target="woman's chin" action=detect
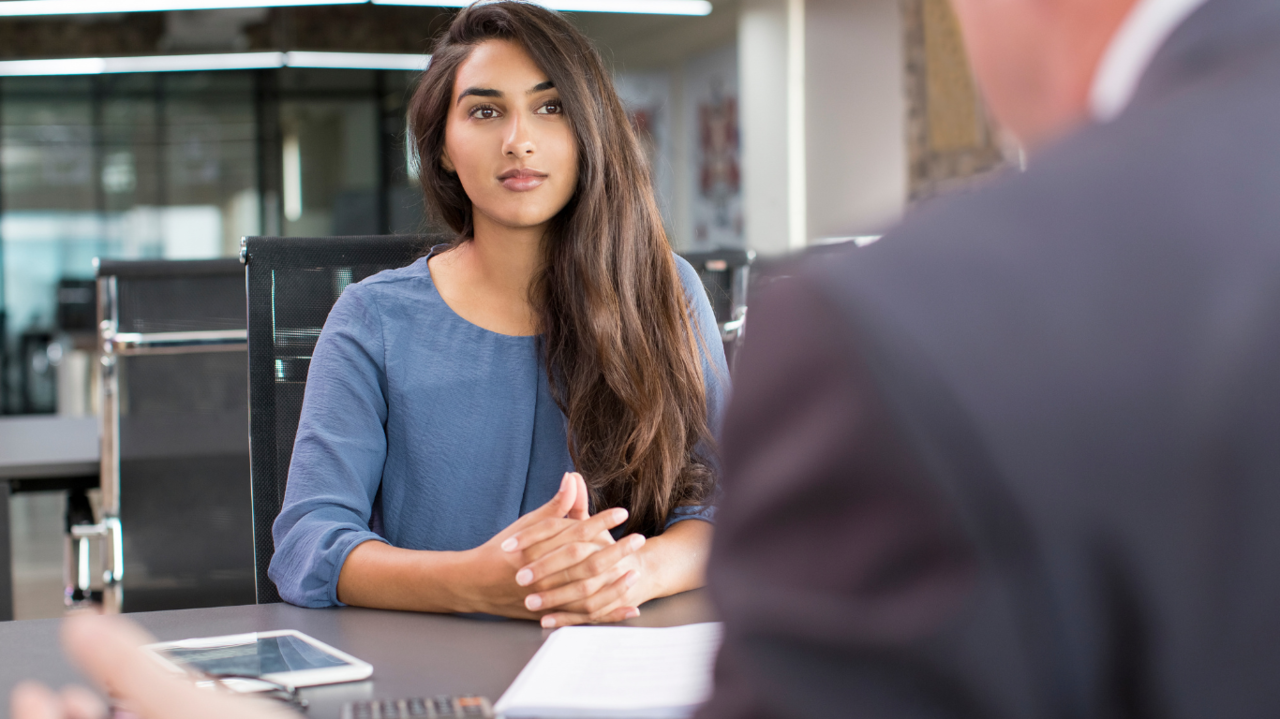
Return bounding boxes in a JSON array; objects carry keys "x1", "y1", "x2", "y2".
[{"x1": 479, "y1": 207, "x2": 563, "y2": 233}]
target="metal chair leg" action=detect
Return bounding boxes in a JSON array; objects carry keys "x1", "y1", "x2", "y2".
[{"x1": 63, "y1": 488, "x2": 103, "y2": 606}]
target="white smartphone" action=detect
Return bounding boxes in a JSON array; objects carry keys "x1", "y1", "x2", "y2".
[{"x1": 145, "y1": 629, "x2": 373, "y2": 690}]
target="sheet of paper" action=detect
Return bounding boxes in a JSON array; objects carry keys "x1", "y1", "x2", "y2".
[{"x1": 494, "y1": 622, "x2": 724, "y2": 719}]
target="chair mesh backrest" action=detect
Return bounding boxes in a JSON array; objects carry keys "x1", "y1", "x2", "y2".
[
  {"x1": 677, "y1": 248, "x2": 753, "y2": 370},
  {"x1": 110, "y1": 259, "x2": 248, "y2": 334},
  {"x1": 677, "y1": 248, "x2": 753, "y2": 324},
  {"x1": 244, "y1": 236, "x2": 432, "y2": 604},
  {"x1": 98, "y1": 259, "x2": 255, "y2": 612}
]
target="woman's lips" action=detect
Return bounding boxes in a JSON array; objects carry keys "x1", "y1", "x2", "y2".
[{"x1": 499, "y1": 169, "x2": 548, "y2": 192}]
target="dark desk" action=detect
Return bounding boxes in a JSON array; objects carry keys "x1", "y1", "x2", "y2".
[{"x1": 0, "y1": 590, "x2": 716, "y2": 718}]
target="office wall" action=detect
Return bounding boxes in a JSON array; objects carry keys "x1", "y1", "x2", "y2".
[
  {"x1": 739, "y1": 0, "x2": 795, "y2": 256},
  {"x1": 615, "y1": 43, "x2": 741, "y2": 251},
  {"x1": 613, "y1": 71, "x2": 677, "y2": 235},
  {"x1": 805, "y1": 0, "x2": 907, "y2": 240},
  {"x1": 682, "y1": 44, "x2": 742, "y2": 250},
  {"x1": 739, "y1": 0, "x2": 907, "y2": 255}
]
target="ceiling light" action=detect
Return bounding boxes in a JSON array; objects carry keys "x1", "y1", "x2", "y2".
[
  {"x1": 0, "y1": 0, "x2": 712, "y2": 16},
  {"x1": 107, "y1": 51, "x2": 286, "y2": 72},
  {"x1": 0, "y1": 51, "x2": 432, "y2": 75},
  {"x1": 0, "y1": 0, "x2": 360, "y2": 17},
  {"x1": 284, "y1": 51, "x2": 428, "y2": 71},
  {"x1": 0, "y1": 57, "x2": 107, "y2": 75},
  {"x1": 374, "y1": 0, "x2": 712, "y2": 15}
]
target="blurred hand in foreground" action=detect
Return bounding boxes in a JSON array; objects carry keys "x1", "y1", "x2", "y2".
[{"x1": 10, "y1": 612, "x2": 291, "y2": 719}]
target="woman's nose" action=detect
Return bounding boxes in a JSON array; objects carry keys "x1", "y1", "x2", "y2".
[{"x1": 503, "y1": 114, "x2": 536, "y2": 156}]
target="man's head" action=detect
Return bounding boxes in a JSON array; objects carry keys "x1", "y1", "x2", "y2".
[{"x1": 949, "y1": 0, "x2": 1140, "y2": 151}]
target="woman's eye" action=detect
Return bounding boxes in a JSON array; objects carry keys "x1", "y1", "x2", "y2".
[
  {"x1": 470, "y1": 105, "x2": 499, "y2": 120},
  {"x1": 539, "y1": 101, "x2": 563, "y2": 115}
]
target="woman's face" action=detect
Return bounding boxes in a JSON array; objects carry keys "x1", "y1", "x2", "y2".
[{"x1": 443, "y1": 39, "x2": 579, "y2": 234}]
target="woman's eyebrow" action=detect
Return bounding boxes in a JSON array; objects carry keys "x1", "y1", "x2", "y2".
[
  {"x1": 457, "y1": 87, "x2": 501, "y2": 104},
  {"x1": 456, "y1": 81, "x2": 553, "y2": 105}
]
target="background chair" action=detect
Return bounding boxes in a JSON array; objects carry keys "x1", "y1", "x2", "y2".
[
  {"x1": 81, "y1": 258, "x2": 255, "y2": 613},
  {"x1": 244, "y1": 237, "x2": 753, "y2": 604},
  {"x1": 678, "y1": 248, "x2": 755, "y2": 369}
]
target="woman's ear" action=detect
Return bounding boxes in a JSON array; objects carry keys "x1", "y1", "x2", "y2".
[{"x1": 441, "y1": 149, "x2": 456, "y2": 173}]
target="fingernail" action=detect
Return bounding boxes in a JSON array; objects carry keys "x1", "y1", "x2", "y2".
[
  {"x1": 612, "y1": 508, "x2": 628, "y2": 522},
  {"x1": 541, "y1": 616, "x2": 556, "y2": 628},
  {"x1": 626, "y1": 571, "x2": 639, "y2": 587},
  {"x1": 629, "y1": 534, "x2": 646, "y2": 550},
  {"x1": 525, "y1": 594, "x2": 543, "y2": 610},
  {"x1": 515, "y1": 569, "x2": 533, "y2": 586},
  {"x1": 501, "y1": 537, "x2": 519, "y2": 552},
  {"x1": 625, "y1": 608, "x2": 640, "y2": 619}
]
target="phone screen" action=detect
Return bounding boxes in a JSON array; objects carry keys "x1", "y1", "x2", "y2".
[{"x1": 159, "y1": 634, "x2": 352, "y2": 677}]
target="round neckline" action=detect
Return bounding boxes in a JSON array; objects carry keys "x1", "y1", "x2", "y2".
[{"x1": 423, "y1": 243, "x2": 540, "y2": 340}]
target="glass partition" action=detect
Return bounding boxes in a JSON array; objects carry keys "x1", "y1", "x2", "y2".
[{"x1": 0, "y1": 69, "x2": 424, "y2": 415}]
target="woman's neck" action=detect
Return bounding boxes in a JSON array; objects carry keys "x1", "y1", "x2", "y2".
[
  {"x1": 426, "y1": 212, "x2": 545, "y2": 336},
  {"x1": 468, "y1": 212, "x2": 545, "y2": 302}
]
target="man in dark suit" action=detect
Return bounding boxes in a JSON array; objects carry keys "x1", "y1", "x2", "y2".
[{"x1": 700, "y1": 0, "x2": 1280, "y2": 716}]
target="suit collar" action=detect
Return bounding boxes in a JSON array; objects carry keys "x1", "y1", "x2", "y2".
[
  {"x1": 1090, "y1": 0, "x2": 1211, "y2": 122},
  {"x1": 1126, "y1": 0, "x2": 1280, "y2": 114}
]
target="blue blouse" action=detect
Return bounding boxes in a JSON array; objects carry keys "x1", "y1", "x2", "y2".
[{"x1": 268, "y1": 251, "x2": 729, "y2": 607}]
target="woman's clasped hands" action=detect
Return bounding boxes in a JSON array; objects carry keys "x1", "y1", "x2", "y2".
[{"x1": 457, "y1": 472, "x2": 650, "y2": 627}]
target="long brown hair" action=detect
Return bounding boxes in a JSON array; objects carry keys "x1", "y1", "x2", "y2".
[{"x1": 408, "y1": 1, "x2": 716, "y2": 536}]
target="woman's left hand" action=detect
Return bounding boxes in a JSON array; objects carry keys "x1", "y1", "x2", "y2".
[
  {"x1": 520, "y1": 517, "x2": 713, "y2": 627},
  {"x1": 513, "y1": 525, "x2": 655, "y2": 627}
]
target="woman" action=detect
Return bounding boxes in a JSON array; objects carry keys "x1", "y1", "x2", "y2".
[{"x1": 269, "y1": 0, "x2": 727, "y2": 629}]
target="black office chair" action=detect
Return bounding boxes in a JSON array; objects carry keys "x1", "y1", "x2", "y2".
[
  {"x1": 84, "y1": 259, "x2": 256, "y2": 613},
  {"x1": 678, "y1": 247, "x2": 755, "y2": 369},
  {"x1": 243, "y1": 235, "x2": 431, "y2": 604},
  {"x1": 243, "y1": 237, "x2": 753, "y2": 604}
]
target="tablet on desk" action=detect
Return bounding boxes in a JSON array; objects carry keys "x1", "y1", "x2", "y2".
[{"x1": 145, "y1": 629, "x2": 372, "y2": 689}]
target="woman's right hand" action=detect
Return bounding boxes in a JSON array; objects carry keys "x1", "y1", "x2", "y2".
[{"x1": 449, "y1": 472, "x2": 623, "y2": 618}]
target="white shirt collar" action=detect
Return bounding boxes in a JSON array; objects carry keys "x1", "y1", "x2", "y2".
[{"x1": 1090, "y1": 0, "x2": 1213, "y2": 122}]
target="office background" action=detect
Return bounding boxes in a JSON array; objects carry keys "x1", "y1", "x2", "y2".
[{"x1": 1, "y1": 0, "x2": 1006, "y2": 619}]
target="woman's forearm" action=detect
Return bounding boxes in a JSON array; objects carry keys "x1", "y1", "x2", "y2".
[
  {"x1": 336, "y1": 540, "x2": 470, "y2": 612},
  {"x1": 336, "y1": 476, "x2": 614, "y2": 618},
  {"x1": 335, "y1": 516, "x2": 712, "y2": 616},
  {"x1": 636, "y1": 519, "x2": 712, "y2": 601}
]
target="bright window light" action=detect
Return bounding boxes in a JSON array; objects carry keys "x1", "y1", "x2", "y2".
[
  {"x1": 0, "y1": 51, "x2": 431, "y2": 76},
  {"x1": 0, "y1": 0, "x2": 359, "y2": 16},
  {"x1": 282, "y1": 133, "x2": 303, "y2": 222},
  {"x1": 404, "y1": 121, "x2": 420, "y2": 182},
  {"x1": 374, "y1": 0, "x2": 712, "y2": 14}
]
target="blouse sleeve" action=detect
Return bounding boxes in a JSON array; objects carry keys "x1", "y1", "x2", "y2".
[
  {"x1": 665, "y1": 255, "x2": 731, "y2": 530},
  {"x1": 268, "y1": 282, "x2": 391, "y2": 607}
]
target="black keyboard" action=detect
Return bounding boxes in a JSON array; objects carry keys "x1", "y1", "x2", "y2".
[{"x1": 341, "y1": 696, "x2": 493, "y2": 719}]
